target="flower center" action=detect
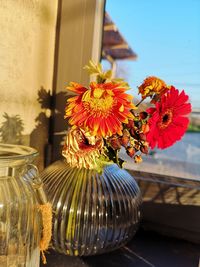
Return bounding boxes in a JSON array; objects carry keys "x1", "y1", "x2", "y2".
[
  {"x1": 84, "y1": 94, "x2": 114, "y2": 116},
  {"x1": 162, "y1": 114, "x2": 169, "y2": 123},
  {"x1": 159, "y1": 109, "x2": 173, "y2": 129}
]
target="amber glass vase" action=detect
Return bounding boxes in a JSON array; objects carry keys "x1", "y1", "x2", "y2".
[
  {"x1": 41, "y1": 160, "x2": 142, "y2": 256},
  {"x1": 0, "y1": 144, "x2": 42, "y2": 267}
]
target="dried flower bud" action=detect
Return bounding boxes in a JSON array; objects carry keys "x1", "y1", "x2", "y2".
[
  {"x1": 120, "y1": 136, "x2": 130, "y2": 147},
  {"x1": 127, "y1": 120, "x2": 134, "y2": 129},
  {"x1": 134, "y1": 155, "x2": 143, "y2": 163},
  {"x1": 109, "y1": 136, "x2": 121, "y2": 150},
  {"x1": 126, "y1": 146, "x2": 135, "y2": 158},
  {"x1": 142, "y1": 123, "x2": 150, "y2": 134},
  {"x1": 139, "y1": 112, "x2": 148, "y2": 120},
  {"x1": 140, "y1": 145, "x2": 149, "y2": 154},
  {"x1": 130, "y1": 128, "x2": 139, "y2": 139},
  {"x1": 139, "y1": 133, "x2": 146, "y2": 141},
  {"x1": 134, "y1": 142, "x2": 141, "y2": 151},
  {"x1": 142, "y1": 141, "x2": 149, "y2": 146}
]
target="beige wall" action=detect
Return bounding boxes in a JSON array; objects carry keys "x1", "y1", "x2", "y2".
[
  {"x1": 0, "y1": 0, "x2": 58, "y2": 168},
  {"x1": 0, "y1": 0, "x2": 58, "y2": 136}
]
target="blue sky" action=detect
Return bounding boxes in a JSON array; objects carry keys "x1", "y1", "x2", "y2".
[{"x1": 106, "y1": 0, "x2": 200, "y2": 108}]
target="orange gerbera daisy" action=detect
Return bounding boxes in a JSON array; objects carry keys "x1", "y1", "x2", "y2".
[
  {"x1": 138, "y1": 76, "x2": 169, "y2": 99},
  {"x1": 65, "y1": 82, "x2": 136, "y2": 138}
]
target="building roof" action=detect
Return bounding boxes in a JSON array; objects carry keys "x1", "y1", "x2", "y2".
[{"x1": 102, "y1": 12, "x2": 137, "y2": 61}]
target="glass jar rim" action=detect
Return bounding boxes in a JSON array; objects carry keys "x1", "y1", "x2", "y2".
[{"x1": 0, "y1": 143, "x2": 38, "y2": 161}]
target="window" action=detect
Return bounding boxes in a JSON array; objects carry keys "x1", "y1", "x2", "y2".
[{"x1": 105, "y1": 0, "x2": 200, "y2": 180}]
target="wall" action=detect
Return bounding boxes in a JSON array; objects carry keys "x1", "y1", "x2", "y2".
[{"x1": 0, "y1": 0, "x2": 58, "y2": 169}]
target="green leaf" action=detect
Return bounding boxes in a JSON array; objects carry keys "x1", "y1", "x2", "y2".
[{"x1": 104, "y1": 70, "x2": 112, "y2": 79}]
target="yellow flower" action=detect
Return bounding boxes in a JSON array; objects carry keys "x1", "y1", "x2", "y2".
[
  {"x1": 138, "y1": 76, "x2": 169, "y2": 99},
  {"x1": 62, "y1": 129, "x2": 104, "y2": 169},
  {"x1": 65, "y1": 82, "x2": 136, "y2": 138}
]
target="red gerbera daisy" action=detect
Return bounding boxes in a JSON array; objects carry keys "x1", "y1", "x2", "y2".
[
  {"x1": 146, "y1": 86, "x2": 191, "y2": 149},
  {"x1": 65, "y1": 82, "x2": 136, "y2": 138}
]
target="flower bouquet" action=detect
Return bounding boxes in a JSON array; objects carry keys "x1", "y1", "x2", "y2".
[
  {"x1": 63, "y1": 61, "x2": 191, "y2": 171},
  {"x1": 41, "y1": 61, "x2": 191, "y2": 256}
]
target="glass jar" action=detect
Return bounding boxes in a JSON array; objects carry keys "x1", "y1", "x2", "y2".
[{"x1": 0, "y1": 144, "x2": 41, "y2": 267}]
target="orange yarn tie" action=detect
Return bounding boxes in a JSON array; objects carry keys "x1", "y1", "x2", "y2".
[{"x1": 38, "y1": 203, "x2": 52, "y2": 264}]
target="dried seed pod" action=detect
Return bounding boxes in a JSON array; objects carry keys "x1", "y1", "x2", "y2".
[
  {"x1": 134, "y1": 141, "x2": 141, "y2": 151},
  {"x1": 134, "y1": 155, "x2": 143, "y2": 163},
  {"x1": 139, "y1": 111, "x2": 148, "y2": 120},
  {"x1": 139, "y1": 133, "x2": 146, "y2": 141},
  {"x1": 130, "y1": 128, "x2": 139, "y2": 139},
  {"x1": 126, "y1": 146, "x2": 135, "y2": 158},
  {"x1": 127, "y1": 120, "x2": 134, "y2": 129},
  {"x1": 109, "y1": 136, "x2": 121, "y2": 150},
  {"x1": 142, "y1": 123, "x2": 150, "y2": 134},
  {"x1": 120, "y1": 136, "x2": 130, "y2": 147},
  {"x1": 140, "y1": 145, "x2": 149, "y2": 154}
]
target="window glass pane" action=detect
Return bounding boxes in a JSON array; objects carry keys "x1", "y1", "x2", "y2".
[{"x1": 105, "y1": 0, "x2": 200, "y2": 179}]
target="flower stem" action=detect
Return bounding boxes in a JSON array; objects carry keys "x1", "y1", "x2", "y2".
[{"x1": 136, "y1": 98, "x2": 145, "y2": 107}]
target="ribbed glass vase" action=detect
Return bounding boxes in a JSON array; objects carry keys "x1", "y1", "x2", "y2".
[
  {"x1": 0, "y1": 144, "x2": 41, "y2": 267},
  {"x1": 41, "y1": 160, "x2": 141, "y2": 256}
]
